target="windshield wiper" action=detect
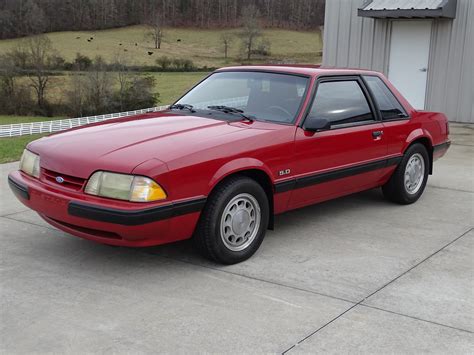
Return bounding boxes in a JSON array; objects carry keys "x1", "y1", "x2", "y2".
[
  {"x1": 169, "y1": 104, "x2": 196, "y2": 113},
  {"x1": 207, "y1": 105, "x2": 254, "y2": 122}
]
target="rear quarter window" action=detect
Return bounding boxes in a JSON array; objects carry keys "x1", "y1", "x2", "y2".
[{"x1": 363, "y1": 76, "x2": 408, "y2": 120}]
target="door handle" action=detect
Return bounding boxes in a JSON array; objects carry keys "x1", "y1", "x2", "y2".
[{"x1": 372, "y1": 130, "x2": 383, "y2": 139}]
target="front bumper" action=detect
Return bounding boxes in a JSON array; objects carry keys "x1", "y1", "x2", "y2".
[{"x1": 8, "y1": 171, "x2": 205, "y2": 247}]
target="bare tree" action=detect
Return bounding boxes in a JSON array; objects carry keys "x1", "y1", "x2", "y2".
[
  {"x1": 84, "y1": 56, "x2": 114, "y2": 114},
  {"x1": 0, "y1": 53, "x2": 34, "y2": 115},
  {"x1": 146, "y1": 15, "x2": 164, "y2": 49},
  {"x1": 0, "y1": 55, "x2": 18, "y2": 99},
  {"x1": 66, "y1": 56, "x2": 158, "y2": 117},
  {"x1": 114, "y1": 54, "x2": 132, "y2": 111},
  {"x1": 239, "y1": 5, "x2": 262, "y2": 61},
  {"x1": 23, "y1": 35, "x2": 53, "y2": 110},
  {"x1": 220, "y1": 33, "x2": 233, "y2": 60},
  {"x1": 67, "y1": 71, "x2": 87, "y2": 117}
]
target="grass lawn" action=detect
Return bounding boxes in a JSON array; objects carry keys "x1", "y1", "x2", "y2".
[
  {"x1": 148, "y1": 72, "x2": 208, "y2": 103},
  {"x1": 0, "y1": 26, "x2": 322, "y2": 68},
  {"x1": 0, "y1": 134, "x2": 46, "y2": 163},
  {"x1": 0, "y1": 116, "x2": 64, "y2": 125}
]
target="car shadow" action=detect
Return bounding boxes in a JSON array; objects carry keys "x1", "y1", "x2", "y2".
[
  {"x1": 140, "y1": 187, "x2": 391, "y2": 262},
  {"x1": 44, "y1": 187, "x2": 391, "y2": 268}
]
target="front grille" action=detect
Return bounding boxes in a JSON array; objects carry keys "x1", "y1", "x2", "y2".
[{"x1": 42, "y1": 169, "x2": 86, "y2": 191}]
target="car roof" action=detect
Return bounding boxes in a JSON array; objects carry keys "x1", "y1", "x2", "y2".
[{"x1": 215, "y1": 65, "x2": 382, "y2": 77}]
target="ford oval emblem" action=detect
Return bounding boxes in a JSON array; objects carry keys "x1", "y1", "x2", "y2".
[{"x1": 55, "y1": 176, "x2": 65, "y2": 184}]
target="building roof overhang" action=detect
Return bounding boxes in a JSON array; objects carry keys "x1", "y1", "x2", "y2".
[{"x1": 358, "y1": 0, "x2": 457, "y2": 19}]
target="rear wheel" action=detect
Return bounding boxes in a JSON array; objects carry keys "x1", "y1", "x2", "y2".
[
  {"x1": 382, "y1": 143, "x2": 429, "y2": 204},
  {"x1": 194, "y1": 176, "x2": 269, "y2": 264}
]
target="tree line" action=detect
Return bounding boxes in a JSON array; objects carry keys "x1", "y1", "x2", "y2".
[{"x1": 0, "y1": 0, "x2": 325, "y2": 39}]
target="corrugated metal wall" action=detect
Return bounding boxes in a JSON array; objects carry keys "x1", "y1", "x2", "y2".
[
  {"x1": 322, "y1": 0, "x2": 473, "y2": 123},
  {"x1": 322, "y1": 0, "x2": 390, "y2": 72},
  {"x1": 426, "y1": 0, "x2": 473, "y2": 123}
]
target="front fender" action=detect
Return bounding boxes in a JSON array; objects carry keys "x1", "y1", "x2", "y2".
[{"x1": 209, "y1": 158, "x2": 274, "y2": 189}]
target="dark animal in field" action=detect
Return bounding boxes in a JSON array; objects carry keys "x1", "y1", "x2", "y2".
[
  {"x1": 87, "y1": 39, "x2": 91, "y2": 42},
  {"x1": 177, "y1": 39, "x2": 182, "y2": 42},
  {"x1": 148, "y1": 51, "x2": 154, "y2": 55},
  {"x1": 119, "y1": 43, "x2": 122, "y2": 46},
  {"x1": 135, "y1": 43, "x2": 138, "y2": 46}
]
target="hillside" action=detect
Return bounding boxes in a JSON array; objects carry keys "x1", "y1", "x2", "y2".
[{"x1": 0, "y1": 26, "x2": 323, "y2": 68}]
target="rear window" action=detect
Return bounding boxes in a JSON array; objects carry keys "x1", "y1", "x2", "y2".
[{"x1": 363, "y1": 76, "x2": 408, "y2": 120}]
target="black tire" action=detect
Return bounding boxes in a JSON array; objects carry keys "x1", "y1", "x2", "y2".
[
  {"x1": 382, "y1": 143, "x2": 429, "y2": 205},
  {"x1": 194, "y1": 176, "x2": 270, "y2": 264}
]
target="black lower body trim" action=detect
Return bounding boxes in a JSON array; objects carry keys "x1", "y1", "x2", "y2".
[
  {"x1": 273, "y1": 180, "x2": 296, "y2": 194},
  {"x1": 68, "y1": 197, "x2": 207, "y2": 226},
  {"x1": 8, "y1": 176, "x2": 30, "y2": 200},
  {"x1": 275, "y1": 156, "x2": 402, "y2": 193},
  {"x1": 433, "y1": 141, "x2": 451, "y2": 154}
]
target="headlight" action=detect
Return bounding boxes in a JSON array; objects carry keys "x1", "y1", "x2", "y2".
[
  {"x1": 19, "y1": 149, "x2": 40, "y2": 178},
  {"x1": 84, "y1": 171, "x2": 167, "y2": 202}
]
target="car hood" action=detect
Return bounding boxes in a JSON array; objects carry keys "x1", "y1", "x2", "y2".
[{"x1": 29, "y1": 113, "x2": 253, "y2": 179}]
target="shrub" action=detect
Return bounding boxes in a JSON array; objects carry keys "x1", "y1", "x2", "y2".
[
  {"x1": 251, "y1": 38, "x2": 271, "y2": 57},
  {"x1": 172, "y1": 58, "x2": 195, "y2": 71},
  {"x1": 48, "y1": 54, "x2": 66, "y2": 69},
  {"x1": 113, "y1": 74, "x2": 159, "y2": 112},
  {"x1": 74, "y1": 53, "x2": 92, "y2": 70},
  {"x1": 0, "y1": 55, "x2": 35, "y2": 115},
  {"x1": 0, "y1": 81, "x2": 35, "y2": 116},
  {"x1": 156, "y1": 56, "x2": 172, "y2": 70}
]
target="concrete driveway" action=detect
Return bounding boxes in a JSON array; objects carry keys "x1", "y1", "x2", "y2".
[{"x1": 1, "y1": 124, "x2": 473, "y2": 354}]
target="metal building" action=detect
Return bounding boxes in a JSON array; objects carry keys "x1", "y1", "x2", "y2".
[{"x1": 322, "y1": 0, "x2": 473, "y2": 123}]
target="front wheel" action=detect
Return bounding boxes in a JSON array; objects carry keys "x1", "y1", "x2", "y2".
[
  {"x1": 382, "y1": 143, "x2": 429, "y2": 204},
  {"x1": 194, "y1": 176, "x2": 270, "y2": 264}
]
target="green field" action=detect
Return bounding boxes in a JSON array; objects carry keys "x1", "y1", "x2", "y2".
[
  {"x1": 0, "y1": 116, "x2": 64, "y2": 125},
  {"x1": 0, "y1": 26, "x2": 322, "y2": 120},
  {"x1": 0, "y1": 26, "x2": 322, "y2": 163},
  {"x1": 0, "y1": 134, "x2": 46, "y2": 163},
  {"x1": 0, "y1": 26, "x2": 322, "y2": 68},
  {"x1": 149, "y1": 72, "x2": 207, "y2": 103}
]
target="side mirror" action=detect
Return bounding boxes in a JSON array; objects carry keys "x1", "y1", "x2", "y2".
[{"x1": 304, "y1": 117, "x2": 331, "y2": 132}]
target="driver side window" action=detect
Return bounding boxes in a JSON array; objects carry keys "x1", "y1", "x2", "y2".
[{"x1": 309, "y1": 80, "x2": 375, "y2": 128}]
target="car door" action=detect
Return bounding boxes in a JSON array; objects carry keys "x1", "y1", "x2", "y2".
[{"x1": 288, "y1": 76, "x2": 388, "y2": 210}]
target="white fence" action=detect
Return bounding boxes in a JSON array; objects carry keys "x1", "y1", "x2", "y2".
[{"x1": 0, "y1": 105, "x2": 169, "y2": 138}]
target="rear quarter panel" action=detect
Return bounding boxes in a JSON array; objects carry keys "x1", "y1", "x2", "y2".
[{"x1": 383, "y1": 111, "x2": 449, "y2": 157}]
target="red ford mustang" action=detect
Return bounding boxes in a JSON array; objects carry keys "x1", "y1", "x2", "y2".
[{"x1": 8, "y1": 66, "x2": 450, "y2": 264}]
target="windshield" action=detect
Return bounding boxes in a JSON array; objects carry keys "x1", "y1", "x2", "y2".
[{"x1": 175, "y1": 71, "x2": 309, "y2": 124}]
